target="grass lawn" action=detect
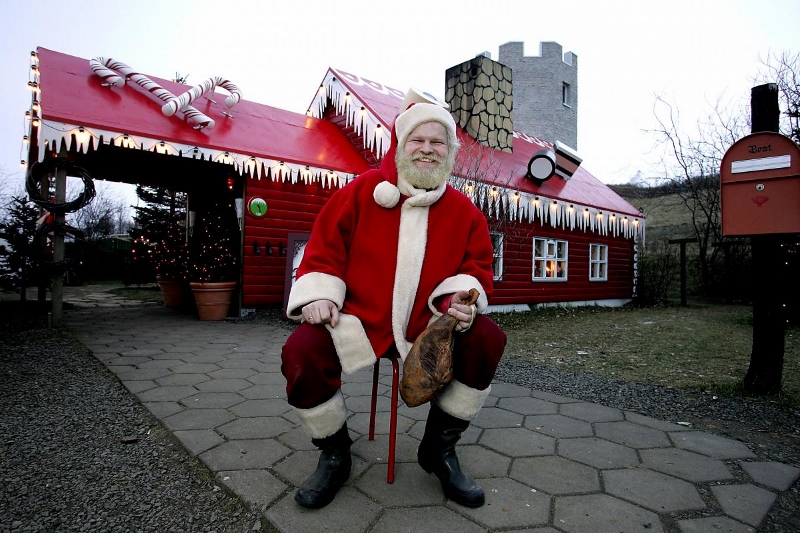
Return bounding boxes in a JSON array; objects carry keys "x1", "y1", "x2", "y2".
[{"x1": 490, "y1": 302, "x2": 799, "y2": 406}]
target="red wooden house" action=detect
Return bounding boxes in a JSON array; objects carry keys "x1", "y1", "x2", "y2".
[{"x1": 24, "y1": 47, "x2": 644, "y2": 315}]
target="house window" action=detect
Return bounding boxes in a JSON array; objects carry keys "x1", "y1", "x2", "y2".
[
  {"x1": 562, "y1": 82, "x2": 571, "y2": 107},
  {"x1": 590, "y1": 243, "x2": 608, "y2": 281},
  {"x1": 490, "y1": 232, "x2": 504, "y2": 281},
  {"x1": 533, "y1": 237, "x2": 567, "y2": 281}
]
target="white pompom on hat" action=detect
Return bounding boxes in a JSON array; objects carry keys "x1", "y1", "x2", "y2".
[{"x1": 394, "y1": 88, "x2": 458, "y2": 150}]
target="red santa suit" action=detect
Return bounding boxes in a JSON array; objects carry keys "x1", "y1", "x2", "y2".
[{"x1": 283, "y1": 104, "x2": 506, "y2": 439}]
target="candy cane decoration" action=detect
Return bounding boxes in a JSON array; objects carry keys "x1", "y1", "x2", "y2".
[
  {"x1": 162, "y1": 77, "x2": 241, "y2": 118},
  {"x1": 89, "y1": 57, "x2": 218, "y2": 129}
]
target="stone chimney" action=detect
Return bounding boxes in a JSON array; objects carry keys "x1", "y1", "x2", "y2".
[{"x1": 445, "y1": 54, "x2": 513, "y2": 153}]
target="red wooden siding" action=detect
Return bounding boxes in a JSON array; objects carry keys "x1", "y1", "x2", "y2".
[
  {"x1": 241, "y1": 176, "x2": 336, "y2": 307},
  {"x1": 487, "y1": 218, "x2": 635, "y2": 306}
]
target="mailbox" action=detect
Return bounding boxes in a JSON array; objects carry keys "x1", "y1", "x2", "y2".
[{"x1": 720, "y1": 132, "x2": 800, "y2": 236}]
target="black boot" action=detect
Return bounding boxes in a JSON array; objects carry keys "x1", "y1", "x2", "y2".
[
  {"x1": 295, "y1": 423, "x2": 353, "y2": 509},
  {"x1": 418, "y1": 403, "x2": 485, "y2": 508}
]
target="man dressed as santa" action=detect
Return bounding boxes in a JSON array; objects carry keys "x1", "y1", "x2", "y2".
[{"x1": 282, "y1": 89, "x2": 507, "y2": 509}]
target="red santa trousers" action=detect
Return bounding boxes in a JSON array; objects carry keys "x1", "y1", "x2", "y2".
[{"x1": 281, "y1": 315, "x2": 507, "y2": 410}]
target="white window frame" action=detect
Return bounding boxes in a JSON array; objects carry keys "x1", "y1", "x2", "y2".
[
  {"x1": 532, "y1": 237, "x2": 568, "y2": 281},
  {"x1": 562, "y1": 82, "x2": 571, "y2": 107},
  {"x1": 589, "y1": 243, "x2": 608, "y2": 281},
  {"x1": 490, "y1": 232, "x2": 504, "y2": 281}
]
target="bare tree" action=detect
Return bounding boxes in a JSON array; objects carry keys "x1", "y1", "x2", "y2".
[
  {"x1": 69, "y1": 181, "x2": 130, "y2": 240},
  {"x1": 647, "y1": 94, "x2": 748, "y2": 296},
  {"x1": 757, "y1": 51, "x2": 800, "y2": 143}
]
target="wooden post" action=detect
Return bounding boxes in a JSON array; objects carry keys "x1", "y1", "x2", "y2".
[
  {"x1": 668, "y1": 238, "x2": 697, "y2": 307},
  {"x1": 743, "y1": 83, "x2": 785, "y2": 395},
  {"x1": 50, "y1": 165, "x2": 66, "y2": 327}
]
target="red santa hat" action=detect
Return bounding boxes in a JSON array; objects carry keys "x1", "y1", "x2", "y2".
[{"x1": 394, "y1": 88, "x2": 458, "y2": 150}]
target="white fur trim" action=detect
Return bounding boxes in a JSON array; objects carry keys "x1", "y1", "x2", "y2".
[
  {"x1": 397, "y1": 174, "x2": 447, "y2": 205},
  {"x1": 373, "y1": 181, "x2": 400, "y2": 208},
  {"x1": 286, "y1": 272, "x2": 346, "y2": 320},
  {"x1": 395, "y1": 103, "x2": 457, "y2": 151},
  {"x1": 326, "y1": 313, "x2": 378, "y2": 374},
  {"x1": 294, "y1": 390, "x2": 348, "y2": 439},
  {"x1": 435, "y1": 380, "x2": 491, "y2": 421},
  {"x1": 392, "y1": 201, "x2": 429, "y2": 358},
  {"x1": 429, "y1": 274, "x2": 490, "y2": 314}
]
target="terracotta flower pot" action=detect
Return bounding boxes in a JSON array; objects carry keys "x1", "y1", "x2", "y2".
[
  {"x1": 189, "y1": 281, "x2": 237, "y2": 321},
  {"x1": 156, "y1": 277, "x2": 186, "y2": 308}
]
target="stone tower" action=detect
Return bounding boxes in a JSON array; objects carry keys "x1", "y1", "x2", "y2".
[
  {"x1": 499, "y1": 41, "x2": 578, "y2": 149},
  {"x1": 445, "y1": 54, "x2": 514, "y2": 153}
]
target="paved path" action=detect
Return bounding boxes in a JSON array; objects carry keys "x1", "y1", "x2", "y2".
[{"x1": 60, "y1": 294, "x2": 798, "y2": 532}]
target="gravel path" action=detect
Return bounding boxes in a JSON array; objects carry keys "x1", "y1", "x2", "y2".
[
  {"x1": 0, "y1": 304, "x2": 268, "y2": 533},
  {"x1": 1, "y1": 302, "x2": 798, "y2": 532}
]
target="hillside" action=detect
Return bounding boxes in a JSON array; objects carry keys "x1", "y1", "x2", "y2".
[{"x1": 609, "y1": 184, "x2": 696, "y2": 245}]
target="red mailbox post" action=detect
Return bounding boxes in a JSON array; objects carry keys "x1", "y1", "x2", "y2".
[{"x1": 720, "y1": 132, "x2": 800, "y2": 236}]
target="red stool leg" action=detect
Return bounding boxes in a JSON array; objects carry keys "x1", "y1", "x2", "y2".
[
  {"x1": 387, "y1": 354, "x2": 399, "y2": 483},
  {"x1": 369, "y1": 358, "x2": 380, "y2": 441}
]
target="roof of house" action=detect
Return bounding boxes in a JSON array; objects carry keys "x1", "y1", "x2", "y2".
[
  {"x1": 29, "y1": 48, "x2": 644, "y2": 237},
  {"x1": 32, "y1": 48, "x2": 371, "y2": 185}
]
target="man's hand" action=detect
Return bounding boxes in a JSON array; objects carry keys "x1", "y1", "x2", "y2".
[
  {"x1": 302, "y1": 300, "x2": 339, "y2": 328},
  {"x1": 447, "y1": 290, "x2": 478, "y2": 332}
]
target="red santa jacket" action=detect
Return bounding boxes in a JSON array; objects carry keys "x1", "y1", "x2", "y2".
[{"x1": 286, "y1": 143, "x2": 494, "y2": 374}]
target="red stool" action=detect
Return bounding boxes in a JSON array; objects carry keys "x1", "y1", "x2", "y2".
[{"x1": 368, "y1": 353, "x2": 400, "y2": 483}]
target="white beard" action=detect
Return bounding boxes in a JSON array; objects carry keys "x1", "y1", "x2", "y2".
[{"x1": 395, "y1": 150, "x2": 455, "y2": 190}]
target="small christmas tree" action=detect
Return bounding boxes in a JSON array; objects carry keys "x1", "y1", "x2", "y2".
[
  {"x1": 128, "y1": 186, "x2": 187, "y2": 284},
  {"x1": 188, "y1": 201, "x2": 239, "y2": 283}
]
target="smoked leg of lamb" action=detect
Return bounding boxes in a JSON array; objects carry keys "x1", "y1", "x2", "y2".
[{"x1": 400, "y1": 288, "x2": 480, "y2": 407}]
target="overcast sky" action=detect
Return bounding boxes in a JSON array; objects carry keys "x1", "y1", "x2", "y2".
[{"x1": 1, "y1": 0, "x2": 798, "y2": 205}]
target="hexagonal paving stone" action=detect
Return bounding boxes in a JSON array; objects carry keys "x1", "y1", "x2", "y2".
[
  {"x1": 218, "y1": 416, "x2": 295, "y2": 440},
  {"x1": 489, "y1": 382, "x2": 534, "y2": 397},
  {"x1": 372, "y1": 507, "x2": 485, "y2": 533},
  {"x1": 155, "y1": 373, "x2": 209, "y2": 387},
  {"x1": 560, "y1": 402, "x2": 624, "y2": 423},
  {"x1": 711, "y1": 484, "x2": 777, "y2": 528},
  {"x1": 230, "y1": 398, "x2": 292, "y2": 417},
  {"x1": 640, "y1": 448, "x2": 733, "y2": 483},
  {"x1": 594, "y1": 421, "x2": 671, "y2": 448},
  {"x1": 194, "y1": 378, "x2": 252, "y2": 392},
  {"x1": 266, "y1": 488, "x2": 382, "y2": 533},
  {"x1": 471, "y1": 407, "x2": 524, "y2": 429},
  {"x1": 117, "y1": 368, "x2": 173, "y2": 381},
  {"x1": 481, "y1": 427, "x2": 556, "y2": 457},
  {"x1": 511, "y1": 455, "x2": 600, "y2": 494},
  {"x1": 180, "y1": 392, "x2": 245, "y2": 409},
  {"x1": 525, "y1": 414, "x2": 593, "y2": 438},
  {"x1": 352, "y1": 432, "x2": 419, "y2": 465},
  {"x1": 554, "y1": 493, "x2": 664, "y2": 533},
  {"x1": 170, "y1": 363, "x2": 220, "y2": 374},
  {"x1": 199, "y1": 438, "x2": 291, "y2": 471},
  {"x1": 604, "y1": 468, "x2": 705, "y2": 512},
  {"x1": 137, "y1": 385, "x2": 198, "y2": 402},
  {"x1": 498, "y1": 396, "x2": 559, "y2": 415},
  {"x1": 624, "y1": 411, "x2": 693, "y2": 432},
  {"x1": 356, "y1": 462, "x2": 444, "y2": 506},
  {"x1": 558, "y1": 437, "x2": 639, "y2": 469},
  {"x1": 162, "y1": 408, "x2": 235, "y2": 431},
  {"x1": 216, "y1": 469, "x2": 287, "y2": 511},
  {"x1": 458, "y1": 445, "x2": 512, "y2": 478},
  {"x1": 740, "y1": 460, "x2": 800, "y2": 491},
  {"x1": 208, "y1": 368, "x2": 257, "y2": 379},
  {"x1": 457, "y1": 477, "x2": 550, "y2": 530},
  {"x1": 172, "y1": 429, "x2": 224, "y2": 455},
  {"x1": 239, "y1": 383, "x2": 286, "y2": 399},
  {"x1": 670, "y1": 431, "x2": 756, "y2": 459},
  {"x1": 676, "y1": 516, "x2": 758, "y2": 533}
]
